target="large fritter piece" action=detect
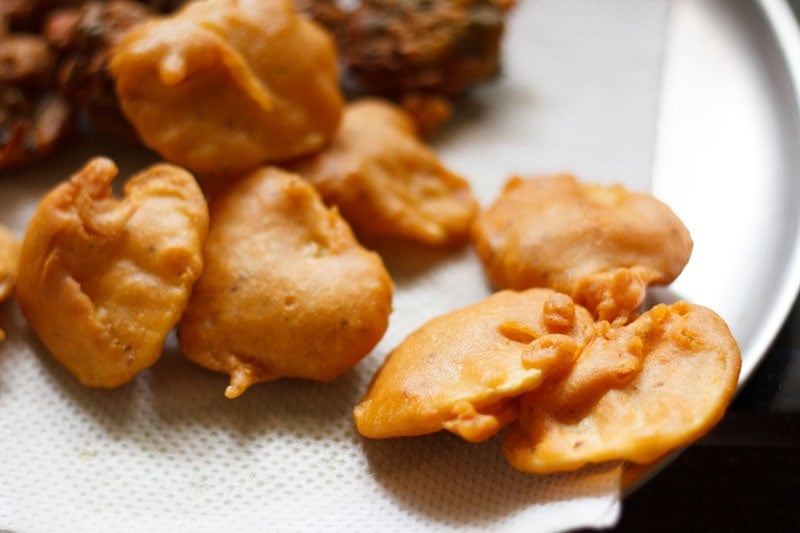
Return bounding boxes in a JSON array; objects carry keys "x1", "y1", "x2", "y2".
[
  {"x1": 109, "y1": 0, "x2": 343, "y2": 176},
  {"x1": 504, "y1": 301, "x2": 741, "y2": 474},
  {"x1": 16, "y1": 157, "x2": 209, "y2": 387},
  {"x1": 354, "y1": 289, "x2": 595, "y2": 442},
  {"x1": 287, "y1": 98, "x2": 478, "y2": 246},
  {"x1": 178, "y1": 166, "x2": 393, "y2": 399},
  {"x1": 471, "y1": 175, "x2": 693, "y2": 323}
]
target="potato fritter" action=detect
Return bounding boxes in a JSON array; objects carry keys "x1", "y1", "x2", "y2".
[
  {"x1": 471, "y1": 175, "x2": 693, "y2": 323},
  {"x1": 16, "y1": 157, "x2": 209, "y2": 387},
  {"x1": 503, "y1": 301, "x2": 741, "y2": 474},
  {"x1": 109, "y1": 0, "x2": 343, "y2": 176},
  {"x1": 287, "y1": 98, "x2": 478, "y2": 246},
  {"x1": 354, "y1": 289, "x2": 594, "y2": 442},
  {"x1": 178, "y1": 166, "x2": 393, "y2": 399}
]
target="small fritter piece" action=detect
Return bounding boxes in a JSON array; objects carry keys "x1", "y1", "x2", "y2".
[
  {"x1": 178, "y1": 166, "x2": 393, "y2": 399},
  {"x1": 354, "y1": 289, "x2": 595, "y2": 443},
  {"x1": 471, "y1": 175, "x2": 693, "y2": 323},
  {"x1": 287, "y1": 98, "x2": 478, "y2": 246},
  {"x1": 110, "y1": 0, "x2": 344, "y2": 176},
  {"x1": 16, "y1": 157, "x2": 209, "y2": 388},
  {"x1": 339, "y1": 0, "x2": 512, "y2": 112},
  {"x1": 504, "y1": 301, "x2": 741, "y2": 474},
  {"x1": 0, "y1": 224, "x2": 21, "y2": 302},
  {"x1": 0, "y1": 30, "x2": 72, "y2": 170},
  {"x1": 44, "y1": 0, "x2": 154, "y2": 138}
]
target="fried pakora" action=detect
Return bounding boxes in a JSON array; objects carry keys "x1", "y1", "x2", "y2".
[
  {"x1": 287, "y1": 98, "x2": 478, "y2": 246},
  {"x1": 471, "y1": 175, "x2": 693, "y2": 323},
  {"x1": 110, "y1": 0, "x2": 344, "y2": 176},
  {"x1": 0, "y1": 28, "x2": 72, "y2": 170},
  {"x1": 44, "y1": 0, "x2": 154, "y2": 138},
  {"x1": 504, "y1": 301, "x2": 741, "y2": 474},
  {"x1": 16, "y1": 157, "x2": 208, "y2": 387},
  {"x1": 354, "y1": 289, "x2": 594, "y2": 442},
  {"x1": 178, "y1": 166, "x2": 393, "y2": 399}
]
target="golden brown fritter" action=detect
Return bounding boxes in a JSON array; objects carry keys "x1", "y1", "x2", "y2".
[
  {"x1": 471, "y1": 175, "x2": 693, "y2": 323},
  {"x1": 16, "y1": 157, "x2": 209, "y2": 387},
  {"x1": 110, "y1": 0, "x2": 344, "y2": 176},
  {"x1": 178, "y1": 166, "x2": 393, "y2": 399},
  {"x1": 504, "y1": 301, "x2": 741, "y2": 474},
  {"x1": 354, "y1": 289, "x2": 595, "y2": 443},
  {"x1": 287, "y1": 98, "x2": 478, "y2": 246}
]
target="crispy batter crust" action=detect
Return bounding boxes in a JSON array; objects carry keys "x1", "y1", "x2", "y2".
[
  {"x1": 471, "y1": 175, "x2": 693, "y2": 323},
  {"x1": 178, "y1": 166, "x2": 393, "y2": 398},
  {"x1": 288, "y1": 98, "x2": 478, "y2": 246},
  {"x1": 354, "y1": 289, "x2": 594, "y2": 442},
  {"x1": 504, "y1": 301, "x2": 741, "y2": 473},
  {"x1": 16, "y1": 157, "x2": 208, "y2": 387}
]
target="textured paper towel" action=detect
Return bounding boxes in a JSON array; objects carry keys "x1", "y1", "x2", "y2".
[{"x1": 0, "y1": 1, "x2": 668, "y2": 531}]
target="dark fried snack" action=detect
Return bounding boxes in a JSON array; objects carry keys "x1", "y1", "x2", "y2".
[
  {"x1": 44, "y1": 0, "x2": 154, "y2": 138},
  {"x1": 471, "y1": 175, "x2": 693, "y2": 323},
  {"x1": 354, "y1": 289, "x2": 595, "y2": 442},
  {"x1": 0, "y1": 29, "x2": 72, "y2": 170},
  {"x1": 504, "y1": 302, "x2": 742, "y2": 474},
  {"x1": 339, "y1": 0, "x2": 513, "y2": 133},
  {"x1": 178, "y1": 166, "x2": 393, "y2": 398},
  {"x1": 1, "y1": 1, "x2": 86, "y2": 32}
]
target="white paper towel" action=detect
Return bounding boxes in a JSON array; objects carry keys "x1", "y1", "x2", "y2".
[{"x1": 0, "y1": 1, "x2": 669, "y2": 531}]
